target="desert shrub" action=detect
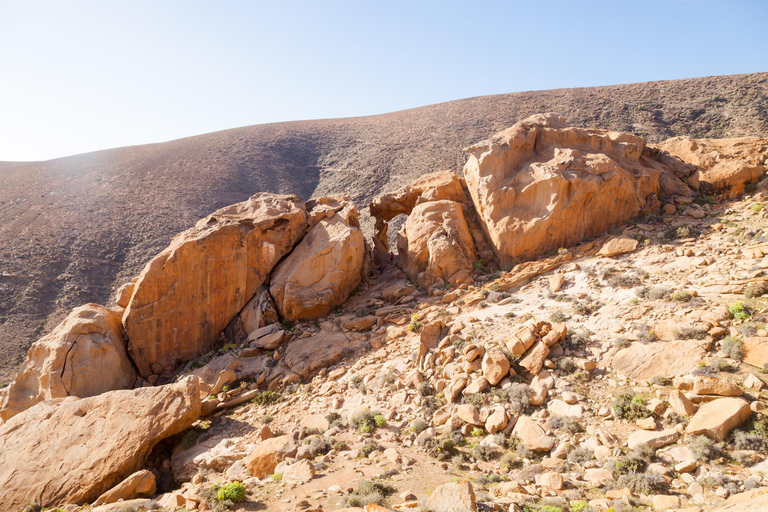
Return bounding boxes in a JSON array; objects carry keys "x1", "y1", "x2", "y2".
[
  {"x1": 571, "y1": 502, "x2": 590, "y2": 512},
  {"x1": 648, "y1": 287, "x2": 670, "y2": 300},
  {"x1": 688, "y1": 434, "x2": 724, "y2": 462},
  {"x1": 549, "y1": 416, "x2": 584, "y2": 434},
  {"x1": 452, "y1": 453, "x2": 466, "y2": 467},
  {"x1": 613, "y1": 393, "x2": 651, "y2": 421},
  {"x1": 693, "y1": 357, "x2": 735, "y2": 376},
  {"x1": 745, "y1": 476, "x2": 761, "y2": 490},
  {"x1": 609, "y1": 456, "x2": 644, "y2": 477},
  {"x1": 496, "y1": 383, "x2": 532, "y2": 415},
  {"x1": 418, "y1": 381, "x2": 435, "y2": 396},
  {"x1": 343, "y1": 480, "x2": 396, "y2": 507},
  {"x1": 500, "y1": 450, "x2": 522, "y2": 470},
  {"x1": 731, "y1": 413, "x2": 768, "y2": 453},
  {"x1": 252, "y1": 390, "x2": 283, "y2": 406},
  {"x1": 359, "y1": 440, "x2": 380, "y2": 458},
  {"x1": 612, "y1": 336, "x2": 631, "y2": 349},
  {"x1": 471, "y1": 427, "x2": 484, "y2": 437},
  {"x1": 566, "y1": 446, "x2": 593, "y2": 465},
  {"x1": 550, "y1": 310, "x2": 566, "y2": 323},
  {"x1": 676, "y1": 327, "x2": 709, "y2": 340},
  {"x1": 410, "y1": 418, "x2": 428, "y2": 434},
  {"x1": 473, "y1": 443, "x2": 500, "y2": 461},
  {"x1": 333, "y1": 439, "x2": 348, "y2": 451},
  {"x1": 259, "y1": 414, "x2": 273, "y2": 425},
  {"x1": 421, "y1": 395, "x2": 441, "y2": 415},
  {"x1": 631, "y1": 322, "x2": 658, "y2": 342},
  {"x1": 573, "y1": 298, "x2": 603, "y2": 316},
  {"x1": 670, "y1": 290, "x2": 692, "y2": 302},
  {"x1": 557, "y1": 356, "x2": 577, "y2": 373},
  {"x1": 217, "y1": 482, "x2": 246, "y2": 503},
  {"x1": 746, "y1": 281, "x2": 768, "y2": 299},
  {"x1": 729, "y1": 301, "x2": 751, "y2": 320},
  {"x1": 648, "y1": 375, "x2": 672, "y2": 386},
  {"x1": 699, "y1": 472, "x2": 728, "y2": 489},
  {"x1": 325, "y1": 412, "x2": 342, "y2": 428},
  {"x1": 462, "y1": 392, "x2": 489, "y2": 409},
  {"x1": 721, "y1": 336, "x2": 744, "y2": 361},
  {"x1": 351, "y1": 409, "x2": 384, "y2": 433},
  {"x1": 611, "y1": 472, "x2": 669, "y2": 494},
  {"x1": 425, "y1": 436, "x2": 456, "y2": 461}
]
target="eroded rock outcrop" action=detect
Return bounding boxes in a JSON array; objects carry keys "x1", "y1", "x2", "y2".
[
  {"x1": 123, "y1": 193, "x2": 307, "y2": 377},
  {"x1": 0, "y1": 377, "x2": 201, "y2": 509},
  {"x1": 0, "y1": 304, "x2": 136, "y2": 421},
  {"x1": 462, "y1": 113, "x2": 691, "y2": 266},
  {"x1": 369, "y1": 170, "x2": 469, "y2": 264},
  {"x1": 659, "y1": 136, "x2": 768, "y2": 198},
  {"x1": 397, "y1": 200, "x2": 477, "y2": 290},
  {"x1": 270, "y1": 197, "x2": 369, "y2": 321}
]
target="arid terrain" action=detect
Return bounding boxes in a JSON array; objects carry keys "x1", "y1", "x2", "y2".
[{"x1": 1, "y1": 72, "x2": 767, "y2": 383}]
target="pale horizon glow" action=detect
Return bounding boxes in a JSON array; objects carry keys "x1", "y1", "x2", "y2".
[{"x1": 0, "y1": 0, "x2": 766, "y2": 162}]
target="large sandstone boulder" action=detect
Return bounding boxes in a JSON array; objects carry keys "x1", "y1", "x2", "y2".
[
  {"x1": 369, "y1": 170, "x2": 468, "y2": 264},
  {"x1": 270, "y1": 199, "x2": 368, "y2": 321},
  {"x1": 0, "y1": 304, "x2": 136, "y2": 421},
  {"x1": 244, "y1": 435, "x2": 297, "y2": 478},
  {"x1": 123, "y1": 193, "x2": 307, "y2": 377},
  {"x1": 0, "y1": 377, "x2": 201, "y2": 509},
  {"x1": 423, "y1": 480, "x2": 476, "y2": 512},
  {"x1": 397, "y1": 200, "x2": 477, "y2": 289},
  {"x1": 686, "y1": 397, "x2": 751, "y2": 440},
  {"x1": 743, "y1": 337, "x2": 768, "y2": 369},
  {"x1": 282, "y1": 331, "x2": 358, "y2": 380},
  {"x1": 223, "y1": 286, "x2": 279, "y2": 345},
  {"x1": 462, "y1": 113, "x2": 690, "y2": 266},
  {"x1": 659, "y1": 136, "x2": 768, "y2": 198}
]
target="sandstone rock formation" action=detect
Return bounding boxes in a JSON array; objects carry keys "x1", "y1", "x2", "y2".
[
  {"x1": 659, "y1": 136, "x2": 768, "y2": 198},
  {"x1": 685, "y1": 397, "x2": 751, "y2": 440},
  {"x1": 123, "y1": 193, "x2": 307, "y2": 377},
  {"x1": 369, "y1": 170, "x2": 468, "y2": 264},
  {"x1": 223, "y1": 286, "x2": 280, "y2": 345},
  {"x1": 270, "y1": 198, "x2": 368, "y2": 321},
  {"x1": 462, "y1": 113, "x2": 691, "y2": 266},
  {"x1": 397, "y1": 200, "x2": 477, "y2": 289},
  {"x1": 0, "y1": 304, "x2": 136, "y2": 421},
  {"x1": 0, "y1": 377, "x2": 200, "y2": 509}
]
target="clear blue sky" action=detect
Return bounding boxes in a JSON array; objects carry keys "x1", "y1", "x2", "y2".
[{"x1": 0, "y1": 0, "x2": 766, "y2": 161}]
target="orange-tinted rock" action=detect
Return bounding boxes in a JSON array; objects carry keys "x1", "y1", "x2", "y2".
[
  {"x1": 397, "y1": 200, "x2": 477, "y2": 289},
  {"x1": 686, "y1": 397, "x2": 750, "y2": 440},
  {"x1": 1, "y1": 304, "x2": 136, "y2": 421},
  {"x1": 0, "y1": 377, "x2": 200, "y2": 509},
  {"x1": 270, "y1": 199, "x2": 368, "y2": 321},
  {"x1": 659, "y1": 136, "x2": 768, "y2": 198},
  {"x1": 123, "y1": 193, "x2": 307, "y2": 377},
  {"x1": 369, "y1": 170, "x2": 468, "y2": 264},
  {"x1": 463, "y1": 113, "x2": 690, "y2": 266}
]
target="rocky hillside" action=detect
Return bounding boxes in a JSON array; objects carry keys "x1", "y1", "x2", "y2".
[
  {"x1": 1, "y1": 114, "x2": 768, "y2": 512},
  {"x1": 1, "y1": 73, "x2": 768, "y2": 382}
]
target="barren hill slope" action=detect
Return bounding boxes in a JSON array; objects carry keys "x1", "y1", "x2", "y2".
[{"x1": 1, "y1": 72, "x2": 767, "y2": 381}]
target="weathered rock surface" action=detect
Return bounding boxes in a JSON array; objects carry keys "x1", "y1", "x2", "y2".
[
  {"x1": 92, "y1": 470, "x2": 156, "y2": 506},
  {"x1": 597, "y1": 236, "x2": 638, "y2": 257},
  {"x1": 0, "y1": 304, "x2": 136, "y2": 421},
  {"x1": 369, "y1": 170, "x2": 468, "y2": 264},
  {"x1": 397, "y1": 200, "x2": 477, "y2": 289},
  {"x1": 659, "y1": 136, "x2": 768, "y2": 197},
  {"x1": 462, "y1": 113, "x2": 690, "y2": 266},
  {"x1": 743, "y1": 337, "x2": 768, "y2": 369},
  {"x1": 282, "y1": 331, "x2": 356, "y2": 380},
  {"x1": 693, "y1": 375, "x2": 743, "y2": 396},
  {"x1": 481, "y1": 349, "x2": 511, "y2": 386},
  {"x1": 512, "y1": 415, "x2": 556, "y2": 452},
  {"x1": 423, "y1": 480, "x2": 476, "y2": 512},
  {"x1": 244, "y1": 435, "x2": 297, "y2": 478},
  {"x1": 611, "y1": 339, "x2": 705, "y2": 380},
  {"x1": 0, "y1": 377, "x2": 201, "y2": 509},
  {"x1": 270, "y1": 198, "x2": 368, "y2": 321},
  {"x1": 123, "y1": 193, "x2": 307, "y2": 376},
  {"x1": 223, "y1": 286, "x2": 279, "y2": 345},
  {"x1": 627, "y1": 428, "x2": 678, "y2": 451},
  {"x1": 686, "y1": 397, "x2": 751, "y2": 440}
]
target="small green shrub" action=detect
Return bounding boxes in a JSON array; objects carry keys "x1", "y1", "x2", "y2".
[
  {"x1": 359, "y1": 440, "x2": 380, "y2": 457},
  {"x1": 473, "y1": 443, "x2": 499, "y2": 461},
  {"x1": 611, "y1": 472, "x2": 669, "y2": 494},
  {"x1": 343, "y1": 479, "x2": 396, "y2": 507},
  {"x1": 418, "y1": 381, "x2": 435, "y2": 396},
  {"x1": 351, "y1": 409, "x2": 384, "y2": 433},
  {"x1": 410, "y1": 418, "x2": 428, "y2": 434},
  {"x1": 648, "y1": 375, "x2": 672, "y2": 386},
  {"x1": 252, "y1": 390, "x2": 283, "y2": 406},
  {"x1": 613, "y1": 393, "x2": 652, "y2": 421},
  {"x1": 609, "y1": 456, "x2": 644, "y2": 477},
  {"x1": 751, "y1": 203, "x2": 764, "y2": 212},
  {"x1": 729, "y1": 301, "x2": 750, "y2": 320},
  {"x1": 688, "y1": 434, "x2": 724, "y2": 462},
  {"x1": 425, "y1": 436, "x2": 456, "y2": 461},
  {"x1": 374, "y1": 414, "x2": 387, "y2": 428},
  {"x1": 549, "y1": 415, "x2": 584, "y2": 434}
]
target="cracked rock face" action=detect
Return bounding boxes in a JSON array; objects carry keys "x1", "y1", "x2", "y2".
[
  {"x1": 123, "y1": 193, "x2": 307, "y2": 377},
  {"x1": 0, "y1": 303, "x2": 136, "y2": 421},
  {"x1": 462, "y1": 113, "x2": 691, "y2": 266}
]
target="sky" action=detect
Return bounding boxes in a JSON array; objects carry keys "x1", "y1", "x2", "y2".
[{"x1": 0, "y1": 0, "x2": 766, "y2": 161}]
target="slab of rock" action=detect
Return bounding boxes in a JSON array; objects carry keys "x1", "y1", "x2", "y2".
[
  {"x1": 627, "y1": 428, "x2": 679, "y2": 451},
  {"x1": 270, "y1": 199, "x2": 368, "y2": 321},
  {"x1": 93, "y1": 470, "x2": 156, "y2": 506},
  {"x1": 0, "y1": 304, "x2": 136, "y2": 421},
  {"x1": 463, "y1": 113, "x2": 689, "y2": 266},
  {"x1": 455, "y1": 404, "x2": 482, "y2": 426},
  {"x1": 686, "y1": 397, "x2": 751, "y2": 440},
  {"x1": 548, "y1": 399, "x2": 583, "y2": 418},
  {"x1": 283, "y1": 459, "x2": 315, "y2": 484},
  {"x1": 244, "y1": 435, "x2": 297, "y2": 478},
  {"x1": 519, "y1": 341, "x2": 550, "y2": 376},
  {"x1": 223, "y1": 286, "x2": 280, "y2": 344},
  {"x1": 659, "y1": 136, "x2": 768, "y2": 198},
  {"x1": 597, "y1": 236, "x2": 639, "y2": 257},
  {"x1": 584, "y1": 468, "x2": 614, "y2": 486},
  {"x1": 397, "y1": 200, "x2": 477, "y2": 289},
  {"x1": 423, "y1": 480, "x2": 476, "y2": 512},
  {"x1": 668, "y1": 389, "x2": 696, "y2": 417},
  {"x1": 743, "y1": 337, "x2": 768, "y2": 369},
  {"x1": 123, "y1": 193, "x2": 307, "y2": 376},
  {"x1": 530, "y1": 370, "x2": 554, "y2": 406},
  {"x1": 612, "y1": 339, "x2": 705, "y2": 380},
  {"x1": 0, "y1": 377, "x2": 200, "y2": 509},
  {"x1": 247, "y1": 324, "x2": 286, "y2": 349},
  {"x1": 513, "y1": 416, "x2": 556, "y2": 452},
  {"x1": 485, "y1": 407, "x2": 508, "y2": 434},
  {"x1": 693, "y1": 375, "x2": 743, "y2": 396},
  {"x1": 282, "y1": 331, "x2": 355, "y2": 380},
  {"x1": 482, "y1": 349, "x2": 510, "y2": 386}
]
